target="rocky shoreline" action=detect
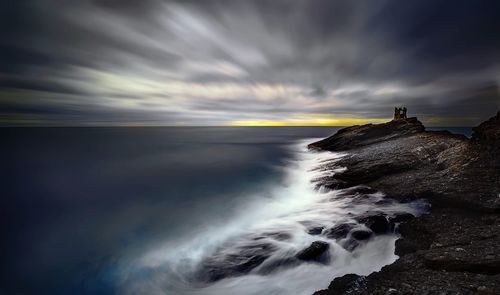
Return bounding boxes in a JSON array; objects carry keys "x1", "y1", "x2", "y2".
[{"x1": 310, "y1": 112, "x2": 500, "y2": 295}]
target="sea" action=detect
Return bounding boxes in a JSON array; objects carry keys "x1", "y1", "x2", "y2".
[{"x1": 0, "y1": 126, "x2": 472, "y2": 295}]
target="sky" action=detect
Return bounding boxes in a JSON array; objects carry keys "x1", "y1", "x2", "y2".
[{"x1": 1, "y1": 0, "x2": 500, "y2": 126}]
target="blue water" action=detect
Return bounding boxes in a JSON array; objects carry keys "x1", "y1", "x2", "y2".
[
  {"x1": 0, "y1": 127, "x2": 339, "y2": 295},
  {"x1": 0, "y1": 126, "x2": 471, "y2": 295}
]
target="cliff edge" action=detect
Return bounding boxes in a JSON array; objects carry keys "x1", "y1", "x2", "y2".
[{"x1": 310, "y1": 112, "x2": 500, "y2": 295}]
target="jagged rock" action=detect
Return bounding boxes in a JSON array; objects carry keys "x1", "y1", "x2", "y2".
[
  {"x1": 253, "y1": 231, "x2": 292, "y2": 241},
  {"x1": 313, "y1": 274, "x2": 363, "y2": 295},
  {"x1": 307, "y1": 226, "x2": 325, "y2": 235},
  {"x1": 310, "y1": 112, "x2": 500, "y2": 295},
  {"x1": 308, "y1": 118, "x2": 425, "y2": 151},
  {"x1": 257, "y1": 257, "x2": 301, "y2": 275},
  {"x1": 356, "y1": 214, "x2": 390, "y2": 234},
  {"x1": 264, "y1": 232, "x2": 292, "y2": 241},
  {"x1": 319, "y1": 178, "x2": 350, "y2": 190},
  {"x1": 341, "y1": 239, "x2": 360, "y2": 252},
  {"x1": 197, "y1": 242, "x2": 276, "y2": 282},
  {"x1": 423, "y1": 238, "x2": 500, "y2": 274},
  {"x1": 296, "y1": 241, "x2": 330, "y2": 263},
  {"x1": 394, "y1": 238, "x2": 417, "y2": 256},
  {"x1": 324, "y1": 223, "x2": 355, "y2": 239},
  {"x1": 472, "y1": 111, "x2": 500, "y2": 166},
  {"x1": 389, "y1": 212, "x2": 415, "y2": 224},
  {"x1": 351, "y1": 230, "x2": 373, "y2": 240},
  {"x1": 336, "y1": 185, "x2": 379, "y2": 196}
]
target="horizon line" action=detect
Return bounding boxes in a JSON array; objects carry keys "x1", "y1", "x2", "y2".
[{"x1": 0, "y1": 124, "x2": 475, "y2": 128}]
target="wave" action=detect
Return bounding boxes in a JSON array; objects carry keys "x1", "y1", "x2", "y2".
[{"x1": 116, "y1": 139, "x2": 427, "y2": 295}]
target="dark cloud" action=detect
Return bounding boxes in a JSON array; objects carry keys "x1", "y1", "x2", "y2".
[{"x1": 1, "y1": 0, "x2": 499, "y2": 126}]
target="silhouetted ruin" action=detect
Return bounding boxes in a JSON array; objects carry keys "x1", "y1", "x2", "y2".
[{"x1": 393, "y1": 107, "x2": 407, "y2": 120}]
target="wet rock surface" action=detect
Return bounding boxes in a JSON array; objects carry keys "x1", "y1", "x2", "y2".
[
  {"x1": 310, "y1": 117, "x2": 425, "y2": 151},
  {"x1": 472, "y1": 111, "x2": 500, "y2": 167},
  {"x1": 324, "y1": 223, "x2": 355, "y2": 239},
  {"x1": 296, "y1": 241, "x2": 330, "y2": 263},
  {"x1": 350, "y1": 229, "x2": 373, "y2": 241},
  {"x1": 307, "y1": 226, "x2": 325, "y2": 235},
  {"x1": 311, "y1": 113, "x2": 500, "y2": 294},
  {"x1": 356, "y1": 214, "x2": 390, "y2": 234},
  {"x1": 197, "y1": 241, "x2": 277, "y2": 282}
]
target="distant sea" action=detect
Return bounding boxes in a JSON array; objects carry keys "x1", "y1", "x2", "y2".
[{"x1": 0, "y1": 126, "x2": 472, "y2": 295}]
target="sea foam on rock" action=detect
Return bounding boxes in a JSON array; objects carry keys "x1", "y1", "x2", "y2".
[
  {"x1": 296, "y1": 241, "x2": 330, "y2": 264},
  {"x1": 311, "y1": 112, "x2": 500, "y2": 294}
]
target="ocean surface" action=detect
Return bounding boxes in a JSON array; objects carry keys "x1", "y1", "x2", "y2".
[{"x1": 0, "y1": 126, "x2": 471, "y2": 295}]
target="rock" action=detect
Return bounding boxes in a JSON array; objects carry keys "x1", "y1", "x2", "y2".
[
  {"x1": 307, "y1": 226, "x2": 325, "y2": 235},
  {"x1": 388, "y1": 212, "x2": 415, "y2": 232},
  {"x1": 233, "y1": 255, "x2": 268, "y2": 272},
  {"x1": 389, "y1": 212, "x2": 415, "y2": 224},
  {"x1": 351, "y1": 230, "x2": 372, "y2": 240},
  {"x1": 320, "y1": 178, "x2": 351, "y2": 190},
  {"x1": 200, "y1": 254, "x2": 269, "y2": 282},
  {"x1": 334, "y1": 161, "x2": 414, "y2": 187},
  {"x1": 375, "y1": 199, "x2": 394, "y2": 205},
  {"x1": 422, "y1": 239, "x2": 500, "y2": 274},
  {"x1": 311, "y1": 112, "x2": 500, "y2": 294},
  {"x1": 257, "y1": 257, "x2": 301, "y2": 275},
  {"x1": 476, "y1": 285, "x2": 496, "y2": 295},
  {"x1": 324, "y1": 223, "x2": 354, "y2": 239},
  {"x1": 265, "y1": 231, "x2": 292, "y2": 241},
  {"x1": 313, "y1": 274, "x2": 363, "y2": 295},
  {"x1": 336, "y1": 185, "x2": 379, "y2": 196},
  {"x1": 197, "y1": 242, "x2": 276, "y2": 282},
  {"x1": 394, "y1": 238, "x2": 418, "y2": 256},
  {"x1": 472, "y1": 111, "x2": 500, "y2": 159},
  {"x1": 308, "y1": 117, "x2": 425, "y2": 151},
  {"x1": 296, "y1": 241, "x2": 330, "y2": 263},
  {"x1": 342, "y1": 239, "x2": 360, "y2": 252},
  {"x1": 357, "y1": 214, "x2": 390, "y2": 234}
]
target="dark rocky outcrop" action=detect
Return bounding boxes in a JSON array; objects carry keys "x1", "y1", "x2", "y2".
[
  {"x1": 197, "y1": 242, "x2": 277, "y2": 282},
  {"x1": 356, "y1": 214, "x2": 390, "y2": 234},
  {"x1": 311, "y1": 112, "x2": 500, "y2": 294},
  {"x1": 324, "y1": 223, "x2": 355, "y2": 239},
  {"x1": 257, "y1": 257, "x2": 301, "y2": 275},
  {"x1": 350, "y1": 229, "x2": 372, "y2": 240},
  {"x1": 261, "y1": 231, "x2": 292, "y2": 241},
  {"x1": 314, "y1": 274, "x2": 365, "y2": 295},
  {"x1": 388, "y1": 212, "x2": 415, "y2": 224},
  {"x1": 341, "y1": 239, "x2": 361, "y2": 252},
  {"x1": 296, "y1": 241, "x2": 330, "y2": 263},
  {"x1": 338, "y1": 229, "x2": 374, "y2": 252},
  {"x1": 472, "y1": 111, "x2": 500, "y2": 167},
  {"x1": 307, "y1": 226, "x2": 325, "y2": 235},
  {"x1": 309, "y1": 117, "x2": 425, "y2": 151}
]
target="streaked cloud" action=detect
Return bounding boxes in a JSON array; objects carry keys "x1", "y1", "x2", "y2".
[{"x1": 1, "y1": 0, "x2": 500, "y2": 126}]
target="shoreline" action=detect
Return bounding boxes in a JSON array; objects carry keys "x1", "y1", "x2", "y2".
[{"x1": 310, "y1": 112, "x2": 500, "y2": 294}]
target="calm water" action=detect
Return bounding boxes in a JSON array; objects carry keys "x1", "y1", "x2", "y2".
[{"x1": 0, "y1": 126, "x2": 471, "y2": 295}]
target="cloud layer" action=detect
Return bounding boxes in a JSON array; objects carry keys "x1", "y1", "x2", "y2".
[{"x1": 1, "y1": 0, "x2": 500, "y2": 126}]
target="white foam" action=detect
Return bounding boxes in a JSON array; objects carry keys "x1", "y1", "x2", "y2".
[{"x1": 116, "y1": 139, "x2": 424, "y2": 295}]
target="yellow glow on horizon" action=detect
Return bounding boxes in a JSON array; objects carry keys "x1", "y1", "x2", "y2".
[{"x1": 226, "y1": 116, "x2": 391, "y2": 126}]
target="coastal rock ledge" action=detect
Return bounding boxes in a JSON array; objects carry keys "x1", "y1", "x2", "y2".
[{"x1": 310, "y1": 112, "x2": 500, "y2": 295}]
